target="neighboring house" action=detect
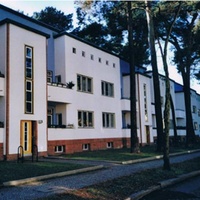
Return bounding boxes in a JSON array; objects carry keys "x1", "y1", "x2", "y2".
[
  {"x1": 175, "y1": 82, "x2": 200, "y2": 138},
  {"x1": 0, "y1": 19, "x2": 49, "y2": 160},
  {"x1": 0, "y1": 4, "x2": 199, "y2": 160}
]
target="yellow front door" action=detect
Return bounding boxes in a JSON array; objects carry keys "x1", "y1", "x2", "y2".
[{"x1": 21, "y1": 121, "x2": 32, "y2": 155}]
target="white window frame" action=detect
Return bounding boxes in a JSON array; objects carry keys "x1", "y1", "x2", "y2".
[
  {"x1": 47, "y1": 70, "x2": 53, "y2": 83},
  {"x1": 25, "y1": 45, "x2": 33, "y2": 114},
  {"x1": 102, "y1": 112, "x2": 115, "y2": 128},
  {"x1": 77, "y1": 74, "x2": 93, "y2": 93},
  {"x1": 107, "y1": 142, "x2": 113, "y2": 149},
  {"x1": 78, "y1": 110, "x2": 94, "y2": 128},
  {"x1": 101, "y1": 81, "x2": 114, "y2": 97},
  {"x1": 82, "y1": 144, "x2": 90, "y2": 151},
  {"x1": 55, "y1": 145, "x2": 64, "y2": 153}
]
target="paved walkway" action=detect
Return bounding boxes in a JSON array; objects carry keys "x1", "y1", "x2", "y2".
[{"x1": 0, "y1": 151, "x2": 200, "y2": 200}]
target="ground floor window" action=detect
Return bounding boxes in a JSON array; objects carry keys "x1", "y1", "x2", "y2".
[
  {"x1": 107, "y1": 142, "x2": 113, "y2": 149},
  {"x1": 55, "y1": 145, "x2": 65, "y2": 153},
  {"x1": 82, "y1": 143, "x2": 90, "y2": 151}
]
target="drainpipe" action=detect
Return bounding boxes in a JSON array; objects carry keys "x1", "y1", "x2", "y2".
[{"x1": 5, "y1": 23, "x2": 10, "y2": 160}]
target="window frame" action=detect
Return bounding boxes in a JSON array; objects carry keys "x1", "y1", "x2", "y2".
[
  {"x1": 101, "y1": 81, "x2": 114, "y2": 97},
  {"x1": 77, "y1": 74, "x2": 93, "y2": 93},
  {"x1": 78, "y1": 110, "x2": 94, "y2": 128},
  {"x1": 102, "y1": 112, "x2": 115, "y2": 128},
  {"x1": 47, "y1": 70, "x2": 53, "y2": 83},
  {"x1": 25, "y1": 45, "x2": 34, "y2": 114},
  {"x1": 55, "y1": 145, "x2": 65, "y2": 153}
]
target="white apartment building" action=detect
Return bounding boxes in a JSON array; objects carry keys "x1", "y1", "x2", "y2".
[{"x1": 0, "y1": 4, "x2": 199, "y2": 160}]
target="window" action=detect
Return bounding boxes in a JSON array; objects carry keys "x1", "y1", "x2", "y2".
[
  {"x1": 102, "y1": 112, "x2": 115, "y2": 128},
  {"x1": 82, "y1": 51, "x2": 85, "y2": 57},
  {"x1": 98, "y1": 57, "x2": 101, "y2": 63},
  {"x1": 77, "y1": 74, "x2": 93, "y2": 93},
  {"x1": 47, "y1": 71, "x2": 53, "y2": 82},
  {"x1": 25, "y1": 46, "x2": 33, "y2": 79},
  {"x1": 113, "y1": 63, "x2": 116, "y2": 68},
  {"x1": 25, "y1": 46, "x2": 33, "y2": 114},
  {"x1": 194, "y1": 122, "x2": 198, "y2": 130},
  {"x1": 55, "y1": 145, "x2": 65, "y2": 153},
  {"x1": 78, "y1": 111, "x2": 93, "y2": 128},
  {"x1": 193, "y1": 106, "x2": 197, "y2": 113},
  {"x1": 25, "y1": 80, "x2": 33, "y2": 113},
  {"x1": 56, "y1": 75, "x2": 61, "y2": 83},
  {"x1": 101, "y1": 81, "x2": 114, "y2": 97},
  {"x1": 57, "y1": 113, "x2": 62, "y2": 126},
  {"x1": 198, "y1": 109, "x2": 200, "y2": 117},
  {"x1": 72, "y1": 47, "x2": 76, "y2": 54},
  {"x1": 160, "y1": 96, "x2": 164, "y2": 107},
  {"x1": 143, "y1": 84, "x2": 148, "y2": 122},
  {"x1": 107, "y1": 142, "x2": 113, "y2": 148},
  {"x1": 91, "y1": 54, "x2": 94, "y2": 60},
  {"x1": 82, "y1": 144, "x2": 90, "y2": 151},
  {"x1": 106, "y1": 60, "x2": 109, "y2": 65}
]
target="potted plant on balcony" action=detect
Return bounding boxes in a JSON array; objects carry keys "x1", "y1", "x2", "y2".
[
  {"x1": 67, "y1": 123, "x2": 74, "y2": 128},
  {"x1": 66, "y1": 81, "x2": 75, "y2": 89}
]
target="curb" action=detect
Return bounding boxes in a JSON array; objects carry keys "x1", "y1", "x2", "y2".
[
  {"x1": 3, "y1": 165, "x2": 104, "y2": 187},
  {"x1": 126, "y1": 170, "x2": 200, "y2": 200},
  {"x1": 122, "y1": 149, "x2": 200, "y2": 165}
]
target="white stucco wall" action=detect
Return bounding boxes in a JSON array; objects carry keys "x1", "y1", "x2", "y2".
[
  {"x1": 49, "y1": 35, "x2": 122, "y2": 141},
  {"x1": 8, "y1": 24, "x2": 47, "y2": 154},
  {"x1": 136, "y1": 74, "x2": 153, "y2": 143}
]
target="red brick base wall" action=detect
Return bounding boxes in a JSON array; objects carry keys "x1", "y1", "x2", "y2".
[
  {"x1": 0, "y1": 143, "x2": 3, "y2": 161},
  {"x1": 48, "y1": 137, "x2": 130, "y2": 155}
]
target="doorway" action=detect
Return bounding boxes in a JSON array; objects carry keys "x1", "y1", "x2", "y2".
[
  {"x1": 20, "y1": 121, "x2": 37, "y2": 155},
  {"x1": 146, "y1": 126, "x2": 150, "y2": 144}
]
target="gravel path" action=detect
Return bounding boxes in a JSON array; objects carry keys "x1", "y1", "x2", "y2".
[{"x1": 0, "y1": 152, "x2": 200, "y2": 200}]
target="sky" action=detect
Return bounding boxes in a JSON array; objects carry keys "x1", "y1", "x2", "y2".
[{"x1": 0, "y1": 0, "x2": 199, "y2": 92}]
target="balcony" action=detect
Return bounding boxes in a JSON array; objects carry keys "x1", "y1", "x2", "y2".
[
  {"x1": 175, "y1": 109, "x2": 185, "y2": 119},
  {"x1": 0, "y1": 76, "x2": 5, "y2": 96},
  {"x1": 47, "y1": 82, "x2": 75, "y2": 103},
  {"x1": 121, "y1": 98, "x2": 130, "y2": 111},
  {"x1": 48, "y1": 124, "x2": 74, "y2": 129}
]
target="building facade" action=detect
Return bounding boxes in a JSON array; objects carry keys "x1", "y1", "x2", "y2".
[{"x1": 0, "y1": 4, "x2": 199, "y2": 160}]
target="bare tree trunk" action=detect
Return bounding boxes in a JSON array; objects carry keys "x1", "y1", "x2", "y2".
[
  {"x1": 170, "y1": 94, "x2": 178, "y2": 146},
  {"x1": 158, "y1": 39, "x2": 171, "y2": 170},
  {"x1": 158, "y1": 2, "x2": 182, "y2": 170},
  {"x1": 128, "y1": 1, "x2": 140, "y2": 153},
  {"x1": 145, "y1": 1, "x2": 163, "y2": 152},
  {"x1": 182, "y1": 71, "x2": 196, "y2": 147}
]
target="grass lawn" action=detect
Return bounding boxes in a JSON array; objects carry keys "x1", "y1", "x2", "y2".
[
  {"x1": 38, "y1": 157, "x2": 200, "y2": 200},
  {"x1": 64, "y1": 144, "x2": 200, "y2": 162},
  {"x1": 0, "y1": 161, "x2": 90, "y2": 183}
]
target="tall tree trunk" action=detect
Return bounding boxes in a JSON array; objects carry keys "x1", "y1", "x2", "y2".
[
  {"x1": 145, "y1": 1, "x2": 163, "y2": 152},
  {"x1": 158, "y1": 2, "x2": 182, "y2": 170},
  {"x1": 158, "y1": 38, "x2": 171, "y2": 171},
  {"x1": 128, "y1": 2, "x2": 140, "y2": 153},
  {"x1": 170, "y1": 94, "x2": 178, "y2": 146},
  {"x1": 182, "y1": 71, "x2": 196, "y2": 146}
]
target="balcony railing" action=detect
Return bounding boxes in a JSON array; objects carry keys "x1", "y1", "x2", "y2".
[
  {"x1": 47, "y1": 82, "x2": 67, "y2": 88},
  {"x1": 48, "y1": 124, "x2": 74, "y2": 129}
]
